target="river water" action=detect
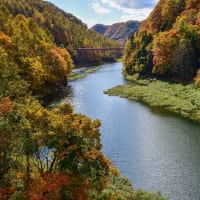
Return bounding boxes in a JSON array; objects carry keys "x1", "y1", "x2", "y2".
[{"x1": 51, "y1": 62, "x2": 200, "y2": 200}]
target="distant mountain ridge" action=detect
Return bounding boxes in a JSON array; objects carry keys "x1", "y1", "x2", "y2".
[
  {"x1": 91, "y1": 24, "x2": 108, "y2": 35},
  {"x1": 91, "y1": 20, "x2": 141, "y2": 45}
]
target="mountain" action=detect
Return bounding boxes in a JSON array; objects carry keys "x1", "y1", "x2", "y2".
[
  {"x1": 0, "y1": 0, "x2": 120, "y2": 65},
  {"x1": 124, "y1": 0, "x2": 200, "y2": 82},
  {"x1": 91, "y1": 24, "x2": 108, "y2": 34},
  {"x1": 0, "y1": 0, "x2": 122, "y2": 96},
  {"x1": 91, "y1": 20, "x2": 141, "y2": 45}
]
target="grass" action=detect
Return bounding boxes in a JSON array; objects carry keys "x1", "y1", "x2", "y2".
[
  {"x1": 68, "y1": 66, "x2": 101, "y2": 81},
  {"x1": 105, "y1": 79, "x2": 200, "y2": 123},
  {"x1": 99, "y1": 175, "x2": 168, "y2": 200}
]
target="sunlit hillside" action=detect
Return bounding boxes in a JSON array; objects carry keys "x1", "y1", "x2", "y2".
[{"x1": 124, "y1": 0, "x2": 200, "y2": 82}]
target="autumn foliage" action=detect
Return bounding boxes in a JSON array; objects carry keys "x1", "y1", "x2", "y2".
[
  {"x1": 0, "y1": 6, "x2": 75, "y2": 97},
  {"x1": 26, "y1": 173, "x2": 90, "y2": 200},
  {"x1": 0, "y1": 97, "x2": 118, "y2": 199},
  {"x1": 0, "y1": 0, "x2": 120, "y2": 66},
  {"x1": 0, "y1": 2, "x2": 121, "y2": 199},
  {"x1": 0, "y1": 0, "x2": 171, "y2": 199},
  {"x1": 124, "y1": 0, "x2": 200, "y2": 82}
]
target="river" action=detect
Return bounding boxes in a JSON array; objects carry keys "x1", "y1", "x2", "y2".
[{"x1": 51, "y1": 62, "x2": 200, "y2": 200}]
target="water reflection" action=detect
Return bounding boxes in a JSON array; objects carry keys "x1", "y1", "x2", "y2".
[{"x1": 51, "y1": 62, "x2": 200, "y2": 200}]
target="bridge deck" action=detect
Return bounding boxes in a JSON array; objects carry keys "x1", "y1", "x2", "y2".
[{"x1": 76, "y1": 47, "x2": 124, "y2": 51}]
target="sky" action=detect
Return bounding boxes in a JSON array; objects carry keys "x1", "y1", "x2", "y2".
[{"x1": 47, "y1": 0, "x2": 159, "y2": 27}]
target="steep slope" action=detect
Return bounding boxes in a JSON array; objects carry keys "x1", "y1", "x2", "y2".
[
  {"x1": 0, "y1": 7, "x2": 119, "y2": 195},
  {"x1": 0, "y1": 0, "x2": 121, "y2": 96},
  {"x1": 0, "y1": 0, "x2": 120, "y2": 65},
  {"x1": 124, "y1": 0, "x2": 200, "y2": 82},
  {"x1": 91, "y1": 20, "x2": 140, "y2": 45},
  {"x1": 91, "y1": 24, "x2": 108, "y2": 34},
  {"x1": 0, "y1": 5, "x2": 73, "y2": 97}
]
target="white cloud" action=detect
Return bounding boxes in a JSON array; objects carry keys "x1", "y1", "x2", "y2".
[
  {"x1": 120, "y1": 8, "x2": 152, "y2": 21},
  {"x1": 92, "y1": 2, "x2": 110, "y2": 14},
  {"x1": 100, "y1": 0, "x2": 158, "y2": 9},
  {"x1": 98, "y1": 0, "x2": 158, "y2": 21}
]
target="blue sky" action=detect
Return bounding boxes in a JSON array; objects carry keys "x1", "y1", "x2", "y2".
[{"x1": 47, "y1": 0, "x2": 159, "y2": 27}]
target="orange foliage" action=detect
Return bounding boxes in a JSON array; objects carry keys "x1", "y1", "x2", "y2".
[
  {"x1": 196, "y1": 12, "x2": 200, "y2": 25},
  {"x1": 48, "y1": 48, "x2": 73, "y2": 74},
  {"x1": 169, "y1": 30, "x2": 177, "y2": 37},
  {"x1": 0, "y1": 32, "x2": 12, "y2": 48},
  {"x1": 152, "y1": 30, "x2": 179, "y2": 74},
  {"x1": 194, "y1": 68, "x2": 200, "y2": 85},
  {"x1": 0, "y1": 97, "x2": 13, "y2": 117},
  {"x1": 27, "y1": 173, "x2": 90, "y2": 200}
]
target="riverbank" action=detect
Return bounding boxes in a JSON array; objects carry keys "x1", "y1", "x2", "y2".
[
  {"x1": 105, "y1": 79, "x2": 200, "y2": 123},
  {"x1": 68, "y1": 66, "x2": 101, "y2": 81},
  {"x1": 68, "y1": 60, "x2": 123, "y2": 81},
  {"x1": 101, "y1": 175, "x2": 168, "y2": 200}
]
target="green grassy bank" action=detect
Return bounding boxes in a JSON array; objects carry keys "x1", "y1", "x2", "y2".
[
  {"x1": 68, "y1": 66, "x2": 101, "y2": 81},
  {"x1": 100, "y1": 175, "x2": 168, "y2": 200},
  {"x1": 105, "y1": 79, "x2": 200, "y2": 123}
]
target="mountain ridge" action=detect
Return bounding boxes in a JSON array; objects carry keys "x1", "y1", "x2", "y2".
[{"x1": 91, "y1": 20, "x2": 141, "y2": 45}]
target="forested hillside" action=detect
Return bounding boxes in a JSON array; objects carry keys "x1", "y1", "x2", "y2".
[
  {"x1": 0, "y1": 5, "x2": 74, "y2": 97},
  {"x1": 91, "y1": 24, "x2": 108, "y2": 35},
  {"x1": 0, "y1": 0, "x2": 120, "y2": 65},
  {"x1": 0, "y1": 2, "x2": 119, "y2": 200},
  {"x1": 91, "y1": 21, "x2": 140, "y2": 45},
  {"x1": 124, "y1": 0, "x2": 200, "y2": 82},
  {"x1": 0, "y1": 1, "x2": 168, "y2": 200}
]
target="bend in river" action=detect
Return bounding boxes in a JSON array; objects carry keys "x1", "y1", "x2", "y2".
[{"x1": 51, "y1": 62, "x2": 200, "y2": 200}]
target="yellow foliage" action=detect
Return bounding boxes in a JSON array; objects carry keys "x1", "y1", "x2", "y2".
[{"x1": 48, "y1": 47, "x2": 74, "y2": 80}]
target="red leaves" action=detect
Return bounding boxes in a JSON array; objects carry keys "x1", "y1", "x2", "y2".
[
  {"x1": 0, "y1": 186, "x2": 15, "y2": 200},
  {"x1": 27, "y1": 173, "x2": 69, "y2": 200},
  {"x1": 27, "y1": 173, "x2": 90, "y2": 200}
]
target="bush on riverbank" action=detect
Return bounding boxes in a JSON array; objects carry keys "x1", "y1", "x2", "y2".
[
  {"x1": 105, "y1": 79, "x2": 200, "y2": 123},
  {"x1": 99, "y1": 175, "x2": 168, "y2": 200}
]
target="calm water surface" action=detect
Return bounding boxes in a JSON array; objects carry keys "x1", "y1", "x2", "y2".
[{"x1": 52, "y1": 62, "x2": 200, "y2": 200}]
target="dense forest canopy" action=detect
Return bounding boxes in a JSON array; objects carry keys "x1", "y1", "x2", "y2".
[
  {"x1": 124, "y1": 0, "x2": 200, "y2": 82},
  {"x1": 0, "y1": 0, "x2": 169, "y2": 199},
  {"x1": 0, "y1": 5, "x2": 74, "y2": 97},
  {"x1": 0, "y1": 0, "x2": 121, "y2": 65},
  {"x1": 0, "y1": 0, "x2": 122, "y2": 97},
  {"x1": 0, "y1": 1, "x2": 119, "y2": 199}
]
